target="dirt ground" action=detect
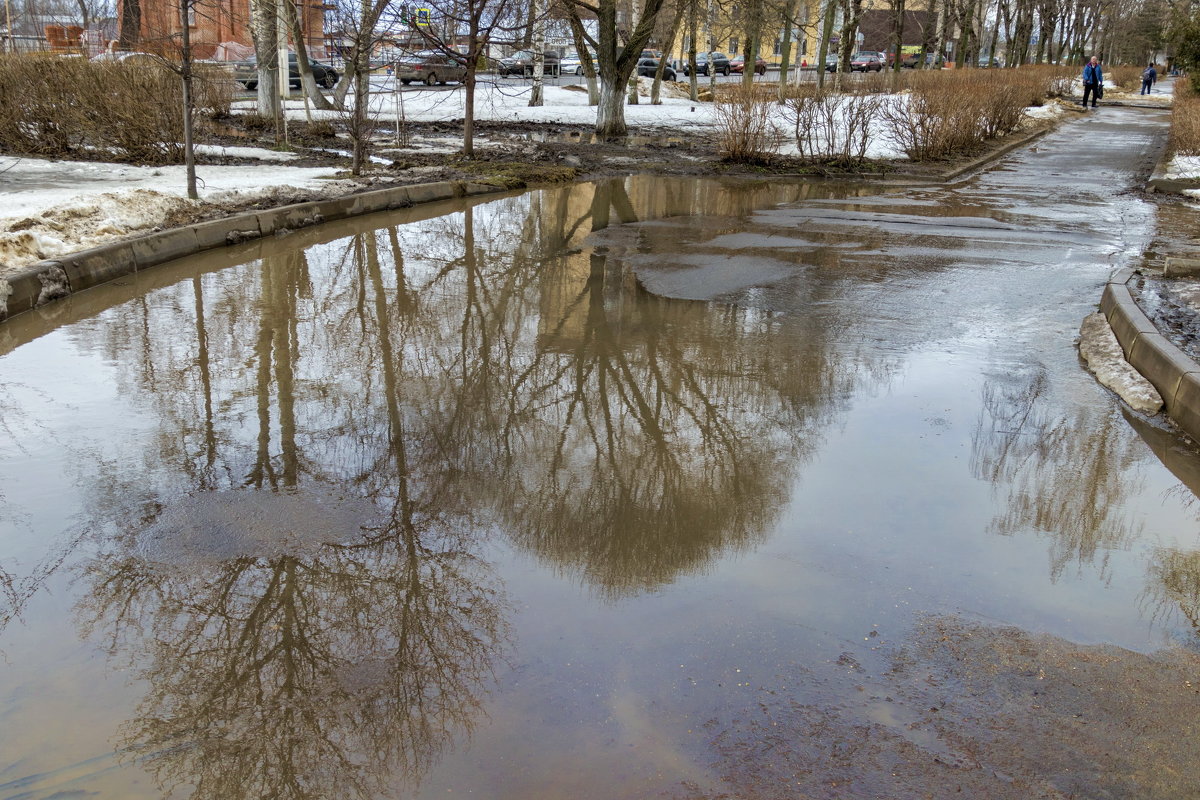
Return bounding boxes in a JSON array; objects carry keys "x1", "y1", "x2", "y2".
[
  {"x1": 164, "y1": 113, "x2": 1056, "y2": 227},
  {"x1": 678, "y1": 616, "x2": 1200, "y2": 800}
]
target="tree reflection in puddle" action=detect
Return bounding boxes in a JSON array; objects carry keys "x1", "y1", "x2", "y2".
[{"x1": 51, "y1": 179, "x2": 846, "y2": 797}]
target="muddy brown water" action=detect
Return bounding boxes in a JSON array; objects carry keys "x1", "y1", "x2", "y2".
[{"x1": 4, "y1": 107, "x2": 1200, "y2": 799}]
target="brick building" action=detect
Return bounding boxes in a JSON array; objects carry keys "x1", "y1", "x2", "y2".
[{"x1": 118, "y1": 0, "x2": 327, "y2": 59}]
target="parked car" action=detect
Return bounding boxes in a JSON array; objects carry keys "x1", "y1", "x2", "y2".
[
  {"x1": 729, "y1": 54, "x2": 767, "y2": 75},
  {"x1": 825, "y1": 53, "x2": 839, "y2": 72},
  {"x1": 849, "y1": 52, "x2": 884, "y2": 71},
  {"x1": 393, "y1": 50, "x2": 467, "y2": 85},
  {"x1": 560, "y1": 51, "x2": 596, "y2": 75},
  {"x1": 232, "y1": 53, "x2": 339, "y2": 90},
  {"x1": 497, "y1": 50, "x2": 560, "y2": 77},
  {"x1": 682, "y1": 51, "x2": 730, "y2": 77},
  {"x1": 636, "y1": 57, "x2": 676, "y2": 81}
]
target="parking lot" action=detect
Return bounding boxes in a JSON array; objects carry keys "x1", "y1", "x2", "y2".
[{"x1": 233, "y1": 63, "x2": 855, "y2": 96}]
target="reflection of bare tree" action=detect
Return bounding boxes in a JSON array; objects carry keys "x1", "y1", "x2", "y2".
[
  {"x1": 0, "y1": 379, "x2": 81, "y2": 638},
  {"x1": 80, "y1": 503, "x2": 507, "y2": 800},
  {"x1": 494, "y1": 248, "x2": 798, "y2": 597},
  {"x1": 1144, "y1": 547, "x2": 1200, "y2": 637},
  {"x1": 971, "y1": 365, "x2": 1145, "y2": 580},
  {"x1": 43, "y1": 178, "x2": 888, "y2": 793},
  {"x1": 75, "y1": 222, "x2": 512, "y2": 799}
]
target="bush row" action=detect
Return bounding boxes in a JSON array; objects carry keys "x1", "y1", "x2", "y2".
[
  {"x1": 716, "y1": 67, "x2": 1068, "y2": 165},
  {"x1": 0, "y1": 55, "x2": 232, "y2": 163},
  {"x1": 1171, "y1": 78, "x2": 1200, "y2": 156},
  {"x1": 882, "y1": 69, "x2": 1042, "y2": 160}
]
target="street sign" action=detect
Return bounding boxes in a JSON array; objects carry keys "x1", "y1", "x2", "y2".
[{"x1": 415, "y1": 7, "x2": 431, "y2": 25}]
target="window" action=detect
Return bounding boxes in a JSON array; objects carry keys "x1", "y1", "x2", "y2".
[
  {"x1": 773, "y1": 38, "x2": 781, "y2": 55},
  {"x1": 728, "y1": 37, "x2": 738, "y2": 53}
]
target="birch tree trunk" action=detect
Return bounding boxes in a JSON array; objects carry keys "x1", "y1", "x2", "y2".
[
  {"x1": 687, "y1": 0, "x2": 698, "y2": 100},
  {"x1": 251, "y1": 0, "x2": 280, "y2": 122},
  {"x1": 530, "y1": 0, "x2": 546, "y2": 106}
]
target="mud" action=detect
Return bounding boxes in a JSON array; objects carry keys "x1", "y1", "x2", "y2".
[
  {"x1": 1129, "y1": 196, "x2": 1200, "y2": 363},
  {"x1": 684, "y1": 616, "x2": 1200, "y2": 800}
]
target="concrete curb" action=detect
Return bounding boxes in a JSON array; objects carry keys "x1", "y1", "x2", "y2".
[
  {"x1": 939, "y1": 124, "x2": 1053, "y2": 182},
  {"x1": 1146, "y1": 175, "x2": 1200, "y2": 195},
  {"x1": 1101, "y1": 268, "x2": 1200, "y2": 442},
  {"x1": 0, "y1": 179, "x2": 506, "y2": 324}
]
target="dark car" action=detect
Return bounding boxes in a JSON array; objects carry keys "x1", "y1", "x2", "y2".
[
  {"x1": 896, "y1": 52, "x2": 944, "y2": 68},
  {"x1": 849, "y1": 52, "x2": 883, "y2": 72},
  {"x1": 232, "y1": 53, "x2": 339, "y2": 90},
  {"x1": 636, "y1": 58, "x2": 676, "y2": 81},
  {"x1": 825, "y1": 53, "x2": 839, "y2": 72},
  {"x1": 497, "y1": 50, "x2": 560, "y2": 77},
  {"x1": 730, "y1": 54, "x2": 767, "y2": 75},
  {"x1": 682, "y1": 51, "x2": 730, "y2": 77},
  {"x1": 393, "y1": 50, "x2": 467, "y2": 85}
]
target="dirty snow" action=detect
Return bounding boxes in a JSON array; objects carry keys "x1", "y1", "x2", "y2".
[
  {"x1": 1164, "y1": 155, "x2": 1200, "y2": 181},
  {"x1": 192, "y1": 144, "x2": 303, "y2": 161},
  {"x1": 0, "y1": 158, "x2": 353, "y2": 275},
  {"x1": 1078, "y1": 311, "x2": 1164, "y2": 414}
]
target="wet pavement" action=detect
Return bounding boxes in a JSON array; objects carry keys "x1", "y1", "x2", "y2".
[{"x1": 2, "y1": 105, "x2": 1200, "y2": 799}]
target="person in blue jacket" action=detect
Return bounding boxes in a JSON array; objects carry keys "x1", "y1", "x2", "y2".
[
  {"x1": 1082, "y1": 56, "x2": 1103, "y2": 108},
  {"x1": 1141, "y1": 62, "x2": 1157, "y2": 94}
]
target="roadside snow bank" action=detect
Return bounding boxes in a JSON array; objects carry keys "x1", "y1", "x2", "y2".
[
  {"x1": 1078, "y1": 311, "x2": 1163, "y2": 414},
  {"x1": 0, "y1": 157, "x2": 352, "y2": 276},
  {"x1": 0, "y1": 189, "x2": 197, "y2": 266},
  {"x1": 1162, "y1": 155, "x2": 1200, "y2": 181}
]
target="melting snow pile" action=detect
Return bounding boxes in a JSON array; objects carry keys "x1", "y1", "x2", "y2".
[
  {"x1": 0, "y1": 189, "x2": 196, "y2": 272},
  {"x1": 1078, "y1": 312, "x2": 1163, "y2": 414}
]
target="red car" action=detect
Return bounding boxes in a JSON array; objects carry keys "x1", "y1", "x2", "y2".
[{"x1": 730, "y1": 54, "x2": 767, "y2": 75}]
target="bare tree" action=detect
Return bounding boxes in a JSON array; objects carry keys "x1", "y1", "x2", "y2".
[
  {"x1": 562, "y1": 0, "x2": 670, "y2": 136},
  {"x1": 411, "y1": 0, "x2": 523, "y2": 154}
]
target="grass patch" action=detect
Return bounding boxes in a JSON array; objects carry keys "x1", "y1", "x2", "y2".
[{"x1": 453, "y1": 161, "x2": 580, "y2": 188}]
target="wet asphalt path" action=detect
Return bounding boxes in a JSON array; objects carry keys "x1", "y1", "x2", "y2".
[{"x1": 624, "y1": 105, "x2": 1167, "y2": 377}]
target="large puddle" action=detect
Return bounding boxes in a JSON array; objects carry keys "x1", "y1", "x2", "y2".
[{"x1": 4, "y1": 154, "x2": 1200, "y2": 798}]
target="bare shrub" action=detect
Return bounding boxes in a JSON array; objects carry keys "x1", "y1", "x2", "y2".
[
  {"x1": 1020, "y1": 64, "x2": 1076, "y2": 99},
  {"x1": 975, "y1": 71, "x2": 1034, "y2": 137},
  {"x1": 0, "y1": 54, "x2": 229, "y2": 163},
  {"x1": 1109, "y1": 65, "x2": 1142, "y2": 91},
  {"x1": 785, "y1": 85, "x2": 884, "y2": 165},
  {"x1": 713, "y1": 81, "x2": 784, "y2": 163},
  {"x1": 1170, "y1": 80, "x2": 1200, "y2": 156},
  {"x1": 194, "y1": 63, "x2": 235, "y2": 117},
  {"x1": 881, "y1": 70, "x2": 1030, "y2": 160}
]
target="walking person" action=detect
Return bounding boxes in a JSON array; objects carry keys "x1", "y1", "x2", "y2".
[
  {"x1": 1082, "y1": 56, "x2": 1103, "y2": 108},
  {"x1": 1141, "y1": 62, "x2": 1157, "y2": 94}
]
